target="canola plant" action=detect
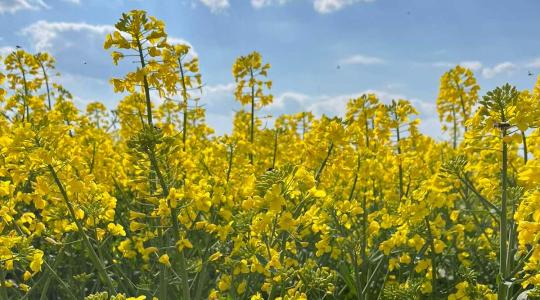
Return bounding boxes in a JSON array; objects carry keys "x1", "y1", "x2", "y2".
[{"x1": 0, "y1": 9, "x2": 539, "y2": 300}]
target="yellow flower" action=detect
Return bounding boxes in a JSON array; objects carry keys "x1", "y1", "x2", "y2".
[
  {"x1": 107, "y1": 223, "x2": 127, "y2": 236},
  {"x1": 368, "y1": 220, "x2": 380, "y2": 235},
  {"x1": 30, "y1": 250, "x2": 44, "y2": 273},
  {"x1": 23, "y1": 271, "x2": 32, "y2": 281},
  {"x1": 434, "y1": 239, "x2": 446, "y2": 254},
  {"x1": 218, "y1": 275, "x2": 231, "y2": 291},
  {"x1": 158, "y1": 254, "x2": 171, "y2": 267},
  {"x1": 208, "y1": 252, "x2": 222, "y2": 262},
  {"x1": 177, "y1": 238, "x2": 193, "y2": 251},
  {"x1": 399, "y1": 253, "x2": 411, "y2": 264},
  {"x1": 237, "y1": 280, "x2": 247, "y2": 294},
  {"x1": 251, "y1": 293, "x2": 264, "y2": 300}
]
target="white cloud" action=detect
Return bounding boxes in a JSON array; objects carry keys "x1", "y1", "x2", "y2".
[
  {"x1": 266, "y1": 91, "x2": 309, "y2": 110},
  {"x1": 482, "y1": 62, "x2": 517, "y2": 79},
  {"x1": 195, "y1": 82, "x2": 237, "y2": 113},
  {"x1": 250, "y1": 0, "x2": 374, "y2": 13},
  {"x1": 198, "y1": 0, "x2": 229, "y2": 13},
  {"x1": 251, "y1": 0, "x2": 289, "y2": 9},
  {"x1": 185, "y1": 81, "x2": 442, "y2": 138},
  {"x1": 54, "y1": 72, "x2": 119, "y2": 109},
  {"x1": 206, "y1": 112, "x2": 235, "y2": 135},
  {"x1": 305, "y1": 93, "x2": 353, "y2": 116},
  {"x1": 302, "y1": 89, "x2": 440, "y2": 137},
  {"x1": 0, "y1": 0, "x2": 48, "y2": 14},
  {"x1": 204, "y1": 82, "x2": 235, "y2": 94},
  {"x1": 432, "y1": 60, "x2": 482, "y2": 71},
  {"x1": 162, "y1": 83, "x2": 236, "y2": 112},
  {"x1": 460, "y1": 61, "x2": 482, "y2": 71},
  {"x1": 306, "y1": 89, "x2": 432, "y2": 116},
  {"x1": 195, "y1": 82, "x2": 237, "y2": 134},
  {"x1": 385, "y1": 82, "x2": 405, "y2": 90},
  {"x1": 200, "y1": 84, "x2": 434, "y2": 123},
  {"x1": 62, "y1": 0, "x2": 80, "y2": 4},
  {"x1": 432, "y1": 61, "x2": 453, "y2": 68},
  {"x1": 313, "y1": 0, "x2": 373, "y2": 14},
  {"x1": 20, "y1": 20, "x2": 114, "y2": 51},
  {"x1": 339, "y1": 54, "x2": 385, "y2": 65},
  {"x1": 526, "y1": 58, "x2": 540, "y2": 69}
]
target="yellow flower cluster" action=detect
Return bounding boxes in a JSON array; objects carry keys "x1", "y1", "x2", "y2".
[{"x1": 0, "y1": 9, "x2": 539, "y2": 300}]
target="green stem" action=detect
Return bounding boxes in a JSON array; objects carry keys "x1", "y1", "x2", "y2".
[
  {"x1": 158, "y1": 227, "x2": 168, "y2": 300},
  {"x1": 462, "y1": 193, "x2": 497, "y2": 250},
  {"x1": 24, "y1": 245, "x2": 66, "y2": 300},
  {"x1": 521, "y1": 131, "x2": 528, "y2": 164},
  {"x1": 38, "y1": 60, "x2": 53, "y2": 110},
  {"x1": 460, "y1": 175, "x2": 501, "y2": 221},
  {"x1": 452, "y1": 105, "x2": 458, "y2": 149},
  {"x1": 302, "y1": 113, "x2": 306, "y2": 139},
  {"x1": 315, "y1": 142, "x2": 334, "y2": 184},
  {"x1": 249, "y1": 69, "x2": 255, "y2": 165},
  {"x1": 226, "y1": 144, "x2": 234, "y2": 183},
  {"x1": 351, "y1": 248, "x2": 362, "y2": 300},
  {"x1": 193, "y1": 234, "x2": 214, "y2": 300},
  {"x1": 424, "y1": 218, "x2": 437, "y2": 299},
  {"x1": 137, "y1": 37, "x2": 191, "y2": 300},
  {"x1": 506, "y1": 246, "x2": 535, "y2": 280},
  {"x1": 43, "y1": 261, "x2": 77, "y2": 300},
  {"x1": 136, "y1": 38, "x2": 154, "y2": 128},
  {"x1": 395, "y1": 122, "x2": 403, "y2": 200},
  {"x1": 343, "y1": 159, "x2": 362, "y2": 299},
  {"x1": 361, "y1": 192, "x2": 369, "y2": 300},
  {"x1": 148, "y1": 144, "x2": 191, "y2": 300},
  {"x1": 361, "y1": 254, "x2": 385, "y2": 297},
  {"x1": 376, "y1": 263, "x2": 390, "y2": 300},
  {"x1": 0, "y1": 268, "x2": 8, "y2": 300},
  {"x1": 178, "y1": 57, "x2": 189, "y2": 152},
  {"x1": 48, "y1": 164, "x2": 116, "y2": 295},
  {"x1": 453, "y1": 76, "x2": 469, "y2": 131},
  {"x1": 15, "y1": 54, "x2": 31, "y2": 123},
  {"x1": 498, "y1": 128, "x2": 509, "y2": 300},
  {"x1": 271, "y1": 129, "x2": 279, "y2": 169},
  {"x1": 177, "y1": 249, "x2": 191, "y2": 300},
  {"x1": 39, "y1": 277, "x2": 52, "y2": 300}
]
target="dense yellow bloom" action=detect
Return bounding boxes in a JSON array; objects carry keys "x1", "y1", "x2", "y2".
[
  {"x1": 0, "y1": 9, "x2": 538, "y2": 300},
  {"x1": 158, "y1": 254, "x2": 171, "y2": 267},
  {"x1": 437, "y1": 65, "x2": 479, "y2": 148},
  {"x1": 232, "y1": 51, "x2": 272, "y2": 107}
]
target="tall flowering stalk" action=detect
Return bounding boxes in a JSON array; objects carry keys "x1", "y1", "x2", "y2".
[
  {"x1": 0, "y1": 11, "x2": 539, "y2": 300},
  {"x1": 104, "y1": 10, "x2": 191, "y2": 300},
  {"x1": 232, "y1": 51, "x2": 272, "y2": 164}
]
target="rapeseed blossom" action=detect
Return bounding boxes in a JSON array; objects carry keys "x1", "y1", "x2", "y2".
[{"x1": 0, "y1": 9, "x2": 538, "y2": 300}]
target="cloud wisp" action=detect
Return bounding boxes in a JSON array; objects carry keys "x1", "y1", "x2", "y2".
[
  {"x1": 20, "y1": 20, "x2": 114, "y2": 51},
  {"x1": 432, "y1": 60, "x2": 522, "y2": 78},
  {"x1": 481, "y1": 62, "x2": 517, "y2": 79},
  {"x1": 198, "y1": 0, "x2": 230, "y2": 14},
  {"x1": 313, "y1": 0, "x2": 374, "y2": 14},
  {"x1": 248, "y1": 0, "x2": 375, "y2": 13},
  {"x1": 432, "y1": 60, "x2": 482, "y2": 71},
  {"x1": 199, "y1": 81, "x2": 441, "y2": 137},
  {"x1": 0, "y1": 0, "x2": 49, "y2": 14},
  {"x1": 0, "y1": 0, "x2": 78, "y2": 14},
  {"x1": 339, "y1": 54, "x2": 385, "y2": 66},
  {"x1": 251, "y1": 0, "x2": 290, "y2": 9},
  {"x1": 526, "y1": 58, "x2": 540, "y2": 69}
]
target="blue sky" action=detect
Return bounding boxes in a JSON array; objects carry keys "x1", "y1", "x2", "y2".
[{"x1": 1, "y1": 0, "x2": 540, "y2": 138}]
